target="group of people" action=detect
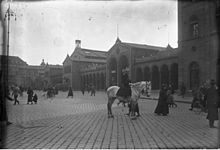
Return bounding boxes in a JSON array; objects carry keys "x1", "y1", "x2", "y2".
[
  {"x1": 154, "y1": 79, "x2": 219, "y2": 128},
  {"x1": 189, "y1": 80, "x2": 219, "y2": 128},
  {"x1": 67, "y1": 84, "x2": 96, "y2": 99},
  {"x1": 5, "y1": 85, "x2": 38, "y2": 105},
  {"x1": 27, "y1": 87, "x2": 38, "y2": 104}
]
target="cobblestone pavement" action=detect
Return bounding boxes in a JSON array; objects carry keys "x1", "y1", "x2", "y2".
[{"x1": 4, "y1": 91, "x2": 219, "y2": 149}]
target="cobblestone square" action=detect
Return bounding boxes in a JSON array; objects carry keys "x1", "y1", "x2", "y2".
[{"x1": 3, "y1": 91, "x2": 219, "y2": 149}]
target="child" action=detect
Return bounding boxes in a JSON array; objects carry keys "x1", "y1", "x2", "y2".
[
  {"x1": 33, "y1": 93, "x2": 38, "y2": 104},
  {"x1": 167, "y1": 90, "x2": 177, "y2": 108}
]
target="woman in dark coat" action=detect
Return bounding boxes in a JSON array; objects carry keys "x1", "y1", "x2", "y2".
[
  {"x1": 206, "y1": 80, "x2": 219, "y2": 128},
  {"x1": 116, "y1": 75, "x2": 131, "y2": 99},
  {"x1": 27, "y1": 87, "x2": 33, "y2": 104},
  {"x1": 154, "y1": 84, "x2": 169, "y2": 116},
  {"x1": 67, "y1": 86, "x2": 73, "y2": 98}
]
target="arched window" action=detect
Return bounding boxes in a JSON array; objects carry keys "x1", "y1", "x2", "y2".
[
  {"x1": 170, "y1": 63, "x2": 178, "y2": 89},
  {"x1": 160, "y1": 64, "x2": 169, "y2": 86},
  {"x1": 109, "y1": 57, "x2": 117, "y2": 86},
  {"x1": 136, "y1": 68, "x2": 143, "y2": 82},
  {"x1": 189, "y1": 15, "x2": 199, "y2": 38},
  {"x1": 152, "y1": 66, "x2": 159, "y2": 90},
  {"x1": 144, "y1": 66, "x2": 151, "y2": 81},
  {"x1": 189, "y1": 62, "x2": 200, "y2": 89}
]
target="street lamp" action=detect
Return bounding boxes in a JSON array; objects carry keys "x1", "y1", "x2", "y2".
[
  {"x1": 3, "y1": 2, "x2": 16, "y2": 85},
  {"x1": 4, "y1": 3, "x2": 16, "y2": 56}
]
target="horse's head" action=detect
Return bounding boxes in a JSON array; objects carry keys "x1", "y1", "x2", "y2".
[{"x1": 130, "y1": 81, "x2": 146, "y2": 93}]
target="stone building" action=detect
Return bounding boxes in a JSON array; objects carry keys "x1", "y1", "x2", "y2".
[
  {"x1": 43, "y1": 64, "x2": 63, "y2": 89},
  {"x1": 80, "y1": 38, "x2": 178, "y2": 90},
  {"x1": 178, "y1": 0, "x2": 220, "y2": 89},
  {"x1": 0, "y1": 55, "x2": 28, "y2": 86},
  {"x1": 80, "y1": 1, "x2": 220, "y2": 91},
  {"x1": 63, "y1": 40, "x2": 107, "y2": 90}
]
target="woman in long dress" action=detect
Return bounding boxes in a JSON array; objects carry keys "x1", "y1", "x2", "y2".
[{"x1": 154, "y1": 84, "x2": 169, "y2": 116}]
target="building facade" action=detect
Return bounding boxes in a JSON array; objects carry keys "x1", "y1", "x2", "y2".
[
  {"x1": 63, "y1": 40, "x2": 107, "y2": 90},
  {"x1": 178, "y1": 0, "x2": 220, "y2": 89}
]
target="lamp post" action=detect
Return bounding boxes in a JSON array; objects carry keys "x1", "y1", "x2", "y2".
[
  {"x1": 4, "y1": 3, "x2": 16, "y2": 56},
  {"x1": 3, "y1": 3, "x2": 16, "y2": 85}
]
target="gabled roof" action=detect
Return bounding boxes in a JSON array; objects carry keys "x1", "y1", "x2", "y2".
[
  {"x1": 69, "y1": 47, "x2": 107, "y2": 63},
  {"x1": 108, "y1": 38, "x2": 166, "y2": 54},
  {"x1": 62, "y1": 54, "x2": 71, "y2": 65},
  {"x1": 0, "y1": 55, "x2": 28, "y2": 66},
  {"x1": 136, "y1": 46, "x2": 179, "y2": 63},
  {"x1": 122, "y1": 42, "x2": 166, "y2": 51}
]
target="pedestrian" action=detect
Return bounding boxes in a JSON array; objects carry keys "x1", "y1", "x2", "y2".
[
  {"x1": 32, "y1": 93, "x2": 38, "y2": 104},
  {"x1": 81, "y1": 85, "x2": 85, "y2": 95},
  {"x1": 27, "y1": 87, "x2": 33, "y2": 104},
  {"x1": 180, "y1": 82, "x2": 186, "y2": 98},
  {"x1": 126, "y1": 102, "x2": 140, "y2": 117},
  {"x1": 116, "y1": 75, "x2": 131, "y2": 102},
  {"x1": 154, "y1": 84, "x2": 169, "y2": 116},
  {"x1": 12, "y1": 85, "x2": 20, "y2": 105},
  {"x1": 205, "y1": 79, "x2": 219, "y2": 128},
  {"x1": 87, "y1": 84, "x2": 90, "y2": 94},
  {"x1": 67, "y1": 86, "x2": 73, "y2": 98},
  {"x1": 189, "y1": 87, "x2": 202, "y2": 111},
  {"x1": 90, "y1": 84, "x2": 96, "y2": 96},
  {"x1": 167, "y1": 90, "x2": 177, "y2": 108}
]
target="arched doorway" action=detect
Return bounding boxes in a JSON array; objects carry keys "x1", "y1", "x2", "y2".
[
  {"x1": 144, "y1": 66, "x2": 151, "y2": 82},
  {"x1": 152, "y1": 66, "x2": 159, "y2": 90},
  {"x1": 160, "y1": 64, "x2": 169, "y2": 86},
  {"x1": 136, "y1": 67, "x2": 143, "y2": 82},
  {"x1": 109, "y1": 57, "x2": 117, "y2": 86},
  {"x1": 119, "y1": 55, "x2": 129, "y2": 86},
  {"x1": 101, "y1": 73, "x2": 104, "y2": 89},
  {"x1": 96, "y1": 73, "x2": 100, "y2": 90},
  {"x1": 170, "y1": 63, "x2": 178, "y2": 89},
  {"x1": 189, "y1": 62, "x2": 200, "y2": 89},
  {"x1": 93, "y1": 74, "x2": 96, "y2": 87}
]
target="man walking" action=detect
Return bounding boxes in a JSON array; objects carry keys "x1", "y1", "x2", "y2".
[
  {"x1": 12, "y1": 85, "x2": 20, "y2": 105},
  {"x1": 205, "y1": 79, "x2": 219, "y2": 128}
]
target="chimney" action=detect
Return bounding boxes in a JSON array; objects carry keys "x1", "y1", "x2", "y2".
[{"x1": 75, "y1": 40, "x2": 81, "y2": 48}]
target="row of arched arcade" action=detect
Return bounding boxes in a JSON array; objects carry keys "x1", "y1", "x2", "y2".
[
  {"x1": 135, "y1": 63, "x2": 179, "y2": 90},
  {"x1": 81, "y1": 72, "x2": 106, "y2": 90}
]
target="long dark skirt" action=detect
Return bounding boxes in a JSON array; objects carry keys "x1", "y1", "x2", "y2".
[
  {"x1": 154, "y1": 102, "x2": 169, "y2": 115},
  {"x1": 207, "y1": 106, "x2": 218, "y2": 121},
  {"x1": 116, "y1": 87, "x2": 131, "y2": 98}
]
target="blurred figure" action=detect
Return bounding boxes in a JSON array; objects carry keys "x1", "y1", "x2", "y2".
[
  {"x1": 154, "y1": 84, "x2": 169, "y2": 116},
  {"x1": 90, "y1": 84, "x2": 96, "y2": 96},
  {"x1": 205, "y1": 80, "x2": 219, "y2": 128},
  {"x1": 27, "y1": 87, "x2": 33, "y2": 104},
  {"x1": 180, "y1": 82, "x2": 186, "y2": 98},
  {"x1": 81, "y1": 85, "x2": 85, "y2": 95},
  {"x1": 33, "y1": 93, "x2": 38, "y2": 104},
  {"x1": 189, "y1": 87, "x2": 203, "y2": 111},
  {"x1": 167, "y1": 90, "x2": 177, "y2": 108},
  {"x1": 67, "y1": 86, "x2": 73, "y2": 98},
  {"x1": 12, "y1": 85, "x2": 20, "y2": 105}
]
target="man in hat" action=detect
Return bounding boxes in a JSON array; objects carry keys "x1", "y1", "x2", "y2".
[{"x1": 205, "y1": 79, "x2": 219, "y2": 128}]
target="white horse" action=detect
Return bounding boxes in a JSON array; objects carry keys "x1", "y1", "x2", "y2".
[{"x1": 106, "y1": 81, "x2": 146, "y2": 119}]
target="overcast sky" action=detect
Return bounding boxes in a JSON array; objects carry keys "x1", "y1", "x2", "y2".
[{"x1": 1, "y1": 0, "x2": 177, "y2": 65}]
